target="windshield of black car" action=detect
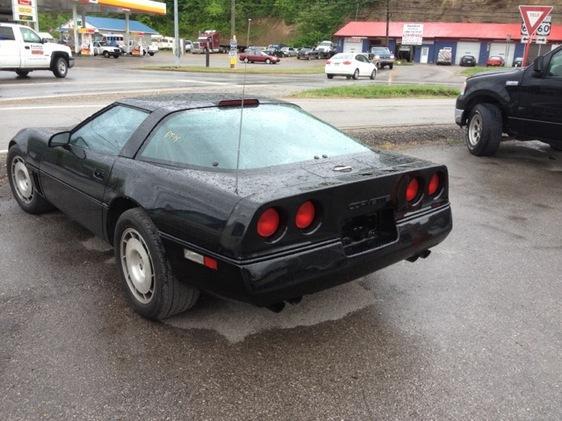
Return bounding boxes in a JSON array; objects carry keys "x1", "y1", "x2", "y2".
[{"x1": 139, "y1": 104, "x2": 369, "y2": 170}]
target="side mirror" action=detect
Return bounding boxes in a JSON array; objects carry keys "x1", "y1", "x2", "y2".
[
  {"x1": 41, "y1": 38, "x2": 49, "y2": 44},
  {"x1": 48, "y1": 131, "x2": 70, "y2": 147},
  {"x1": 533, "y1": 57, "x2": 544, "y2": 75}
]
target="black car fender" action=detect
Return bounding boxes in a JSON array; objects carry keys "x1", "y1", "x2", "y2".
[{"x1": 457, "y1": 88, "x2": 510, "y2": 126}]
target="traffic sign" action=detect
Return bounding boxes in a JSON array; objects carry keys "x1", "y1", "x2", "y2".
[
  {"x1": 536, "y1": 36, "x2": 548, "y2": 44},
  {"x1": 519, "y1": 5, "x2": 553, "y2": 36},
  {"x1": 521, "y1": 15, "x2": 551, "y2": 36}
]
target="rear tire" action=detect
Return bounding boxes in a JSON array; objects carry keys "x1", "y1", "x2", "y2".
[
  {"x1": 52, "y1": 57, "x2": 68, "y2": 78},
  {"x1": 15, "y1": 69, "x2": 29, "y2": 78},
  {"x1": 389, "y1": 63, "x2": 394, "y2": 69},
  {"x1": 465, "y1": 103, "x2": 502, "y2": 156},
  {"x1": 327, "y1": 74, "x2": 334, "y2": 79},
  {"x1": 352, "y1": 69, "x2": 359, "y2": 80},
  {"x1": 7, "y1": 146, "x2": 54, "y2": 214},
  {"x1": 148, "y1": 52, "x2": 154, "y2": 56},
  {"x1": 370, "y1": 69, "x2": 376, "y2": 80},
  {"x1": 115, "y1": 208, "x2": 200, "y2": 320},
  {"x1": 103, "y1": 51, "x2": 110, "y2": 58}
]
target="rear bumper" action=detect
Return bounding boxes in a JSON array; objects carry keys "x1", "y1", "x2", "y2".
[{"x1": 163, "y1": 204, "x2": 452, "y2": 307}]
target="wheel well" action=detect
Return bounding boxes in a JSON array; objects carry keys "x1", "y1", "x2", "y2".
[
  {"x1": 106, "y1": 197, "x2": 139, "y2": 245},
  {"x1": 9, "y1": 140, "x2": 17, "y2": 150},
  {"x1": 50, "y1": 52, "x2": 69, "y2": 69},
  {"x1": 463, "y1": 96, "x2": 506, "y2": 127}
]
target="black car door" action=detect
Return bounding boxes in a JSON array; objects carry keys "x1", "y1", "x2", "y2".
[
  {"x1": 39, "y1": 105, "x2": 149, "y2": 237},
  {"x1": 511, "y1": 48, "x2": 562, "y2": 142}
]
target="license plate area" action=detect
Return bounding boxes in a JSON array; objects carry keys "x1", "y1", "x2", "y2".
[{"x1": 341, "y1": 209, "x2": 397, "y2": 256}]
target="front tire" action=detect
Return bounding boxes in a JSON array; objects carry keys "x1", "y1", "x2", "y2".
[
  {"x1": 103, "y1": 51, "x2": 110, "y2": 58},
  {"x1": 549, "y1": 143, "x2": 562, "y2": 151},
  {"x1": 7, "y1": 146, "x2": 54, "y2": 214},
  {"x1": 370, "y1": 69, "x2": 376, "y2": 80},
  {"x1": 115, "y1": 208, "x2": 200, "y2": 320},
  {"x1": 352, "y1": 69, "x2": 359, "y2": 80},
  {"x1": 266, "y1": 58, "x2": 271, "y2": 64},
  {"x1": 327, "y1": 74, "x2": 334, "y2": 79},
  {"x1": 465, "y1": 103, "x2": 502, "y2": 156},
  {"x1": 15, "y1": 69, "x2": 29, "y2": 78},
  {"x1": 52, "y1": 57, "x2": 68, "y2": 78}
]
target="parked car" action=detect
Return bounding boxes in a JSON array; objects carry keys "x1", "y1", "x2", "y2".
[
  {"x1": 147, "y1": 42, "x2": 158, "y2": 56},
  {"x1": 325, "y1": 53, "x2": 377, "y2": 80},
  {"x1": 370, "y1": 46, "x2": 395, "y2": 69},
  {"x1": 280, "y1": 47, "x2": 297, "y2": 57},
  {"x1": 436, "y1": 47, "x2": 452, "y2": 65},
  {"x1": 263, "y1": 48, "x2": 284, "y2": 58},
  {"x1": 455, "y1": 46, "x2": 562, "y2": 155},
  {"x1": 93, "y1": 41, "x2": 121, "y2": 58},
  {"x1": 513, "y1": 57, "x2": 523, "y2": 67},
  {"x1": 486, "y1": 56, "x2": 505, "y2": 67},
  {"x1": 184, "y1": 40, "x2": 193, "y2": 52},
  {"x1": 7, "y1": 94, "x2": 452, "y2": 319},
  {"x1": 191, "y1": 41, "x2": 204, "y2": 54},
  {"x1": 297, "y1": 48, "x2": 319, "y2": 60},
  {"x1": 315, "y1": 40, "x2": 337, "y2": 58},
  {"x1": 0, "y1": 22, "x2": 74, "y2": 78},
  {"x1": 459, "y1": 55, "x2": 476, "y2": 67},
  {"x1": 239, "y1": 50, "x2": 280, "y2": 64}
]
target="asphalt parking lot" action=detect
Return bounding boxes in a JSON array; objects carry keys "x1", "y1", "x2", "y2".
[{"x1": 1, "y1": 140, "x2": 561, "y2": 419}]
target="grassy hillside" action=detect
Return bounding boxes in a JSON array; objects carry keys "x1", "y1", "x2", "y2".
[{"x1": 39, "y1": 0, "x2": 562, "y2": 46}]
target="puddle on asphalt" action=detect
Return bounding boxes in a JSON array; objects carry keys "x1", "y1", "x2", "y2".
[{"x1": 165, "y1": 281, "x2": 376, "y2": 343}]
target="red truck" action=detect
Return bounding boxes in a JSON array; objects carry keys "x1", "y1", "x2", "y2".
[{"x1": 198, "y1": 30, "x2": 227, "y2": 53}]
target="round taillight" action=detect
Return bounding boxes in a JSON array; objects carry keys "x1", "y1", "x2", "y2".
[
  {"x1": 428, "y1": 173, "x2": 441, "y2": 196},
  {"x1": 257, "y1": 208, "x2": 280, "y2": 238},
  {"x1": 406, "y1": 178, "x2": 420, "y2": 202},
  {"x1": 295, "y1": 200, "x2": 316, "y2": 230}
]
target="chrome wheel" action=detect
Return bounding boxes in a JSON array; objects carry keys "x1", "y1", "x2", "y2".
[
  {"x1": 120, "y1": 228, "x2": 155, "y2": 304},
  {"x1": 11, "y1": 157, "x2": 33, "y2": 204},
  {"x1": 468, "y1": 113, "x2": 482, "y2": 147},
  {"x1": 57, "y1": 59, "x2": 67, "y2": 75}
]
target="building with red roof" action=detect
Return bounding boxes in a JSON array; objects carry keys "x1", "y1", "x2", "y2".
[{"x1": 333, "y1": 21, "x2": 562, "y2": 65}]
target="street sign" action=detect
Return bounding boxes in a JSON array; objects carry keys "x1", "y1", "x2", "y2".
[
  {"x1": 521, "y1": 15, "x2": 551, "y2": 36},
  {"x1": 519, "y1": 5, "x2": 553, "y2": 36},
  {"x1": 536, "y1": 36, "x2": 548, "y2": 44},
  {"x1": 402, "y1": 24, "x2": 424, "y2": 46}
]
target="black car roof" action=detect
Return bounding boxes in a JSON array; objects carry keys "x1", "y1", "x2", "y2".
[{"x1": 118, "y1": 93, "x2": 288, "y2": 112}]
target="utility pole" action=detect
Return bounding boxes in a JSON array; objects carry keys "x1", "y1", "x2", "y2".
[
  {"x1": 231, "y1": 0, "x2": 236, "y2": 37},
  {"x1": 173, "y1": 0, "x2": 180, "y2": 65},
  {"x1": 385, "y1": 0, "x2": 390, "y2": 48}
]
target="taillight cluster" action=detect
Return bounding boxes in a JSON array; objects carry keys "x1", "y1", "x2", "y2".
[
  {"x1": 256, "y1": 200, "x2": 318, "y2": 239},
  {"x1": 404, "y1": 171, "x2": 444, "y2": 207}
]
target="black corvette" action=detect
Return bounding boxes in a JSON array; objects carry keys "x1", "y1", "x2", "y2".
[{"x1": 7, "y1": 94, "x2": 452, "y2": 319}]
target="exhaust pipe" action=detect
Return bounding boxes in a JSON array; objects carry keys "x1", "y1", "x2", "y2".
[
  {"x1": 265, "y1": 296, "x2": 303, "y2": 313},
  {"x1": 407, "y1": 249, "x2": 431, "y2": 263}
]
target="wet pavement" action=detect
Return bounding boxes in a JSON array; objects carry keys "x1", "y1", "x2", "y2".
[{"x1": 1, "y1": 141, "x2": 561, "y2": 419}]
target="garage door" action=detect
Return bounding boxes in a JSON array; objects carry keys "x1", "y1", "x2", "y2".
[
  {"x1": 343, "y1": 38, "x2": 363, "y2": 53},
  {"x1": 455, "y1": 42, "x2": 481, "y2": 64},
  {"x1": 489, "y1": 42, "x2": 516, "y2": 66}
]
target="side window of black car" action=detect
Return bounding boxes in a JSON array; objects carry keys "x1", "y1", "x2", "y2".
[
  {"x1": 70, "y1": 105, "x2": 148, "y2": 155},
  {"x1": 547, "y1": 51, "x2": 562, "y2": 78}
]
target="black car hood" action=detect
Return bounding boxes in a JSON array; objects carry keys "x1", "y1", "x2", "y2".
[{"x1": 468, "y1": 68, "x2": 523, "y2": 82}]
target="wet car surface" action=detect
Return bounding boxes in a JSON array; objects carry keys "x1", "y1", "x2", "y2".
[{"x1": 1, "y1": 142, "x2": 561, "y2": 419}]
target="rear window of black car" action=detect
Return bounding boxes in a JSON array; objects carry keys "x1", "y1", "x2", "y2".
[
  {"x1": 0, "y1": 26, "x2": 15, "y2": 41},
  {"x1": 139, "y1": 104, "x2": 368, "y2": 170}
]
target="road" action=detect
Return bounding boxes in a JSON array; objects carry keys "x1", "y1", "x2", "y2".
[
  {"x1": 0, "y1": 53, "x2": 464, "y2": 100},
  {"x1": 1, "y1": 141, "x2": 561, "y2": 419}
]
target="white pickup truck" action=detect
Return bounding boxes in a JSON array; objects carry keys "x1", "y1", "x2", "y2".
[{"x1": 0, "y1": 23, "x2": 74, "y2": 78}]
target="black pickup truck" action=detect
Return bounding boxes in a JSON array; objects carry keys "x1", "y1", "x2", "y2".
[{"x1": 455, "y1": 46, "x2": 562, "y2": 156}]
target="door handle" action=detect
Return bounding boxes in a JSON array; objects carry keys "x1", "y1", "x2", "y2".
[
  {"x1": 25, "y1": 46, "x2": 30, "y2": 50},
  {"x1": 93, "y1": 169, "x2": 105, "y2": 181}
]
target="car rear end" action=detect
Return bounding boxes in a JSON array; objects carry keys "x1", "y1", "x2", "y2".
[
  {"x1": 325, "y1": 54, "x2": 355, "y2": 76},
  {"x1": 167, "y1": 161, "x2": 451, "y2": 308}
]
